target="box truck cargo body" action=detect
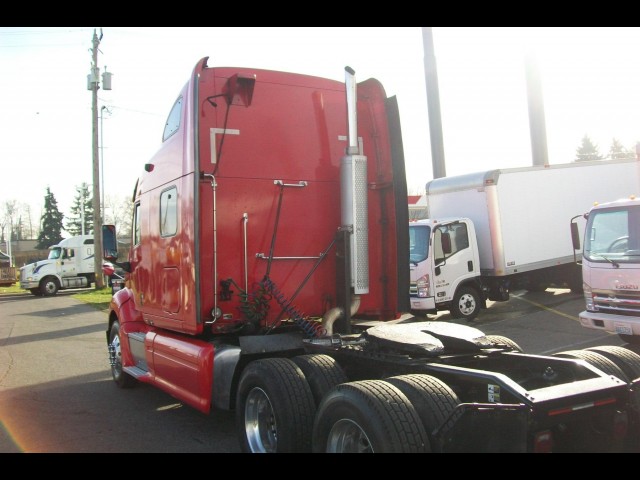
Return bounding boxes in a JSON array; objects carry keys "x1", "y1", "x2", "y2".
[{"x1": 410, "y1": 159, "x2": 640, "y2": 319}]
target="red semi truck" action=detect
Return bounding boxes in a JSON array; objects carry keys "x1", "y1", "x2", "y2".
[{"x1": 102, "y1": 57, "x2": 640, "y2": 452}]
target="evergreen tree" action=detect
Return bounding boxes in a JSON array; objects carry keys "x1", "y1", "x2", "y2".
[
  {"x1": 65, "y1": 183, "x2": 94, "y2": 236},
  {"x1": 575, "y1": 135, "x2": 603, "y2": 162},
  {"x1": 608, "y1": 138, "x2": 634, "y2": 160},
  {"x1": 36, "y1": 187, "x2": 64, "y2": 249}
]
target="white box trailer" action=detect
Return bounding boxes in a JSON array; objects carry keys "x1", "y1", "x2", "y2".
[{"x1": 410, "y1": 159, "x2": 640, "y2": 319}]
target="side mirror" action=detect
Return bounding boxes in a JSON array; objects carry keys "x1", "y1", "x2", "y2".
[
  {"x1": 102, "y1": 224, "x2": 118, "y2": 262},
  {"x1": 570, "y1": 216, "x2": 582, "y2": 251}
]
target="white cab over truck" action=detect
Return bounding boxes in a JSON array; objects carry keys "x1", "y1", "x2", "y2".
[
  {"x1": 410, "y1": 159, "x2": 640, "y2": 320},
  {"x1": 20, "y1": 235, "x2": 96, "y2": 296},
  {"x1": 572, "y1": 195, "x2": 640, "y2": 344}
]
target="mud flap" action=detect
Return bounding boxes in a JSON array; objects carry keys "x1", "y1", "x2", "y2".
[{"x1": 435, "y1": 403, "x2": 529, "y2": 453}]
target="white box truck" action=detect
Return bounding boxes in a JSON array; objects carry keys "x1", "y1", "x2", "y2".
[
  {"x1": 20, "y1": 235, "x2": 96, "y2": 296},
  {"x1": 410, "y1": 158, "x2": 640, "y2": 320}
]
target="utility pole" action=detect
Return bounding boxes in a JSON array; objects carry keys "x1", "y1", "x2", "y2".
[
  {"x1": 422, "y1": 27, "x2": 446, "y2": 180},
  {"x1": 87, "y1": 28, "x2": 112, "y2": 289}
]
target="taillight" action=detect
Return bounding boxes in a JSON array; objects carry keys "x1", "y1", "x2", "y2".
[{"x1": 533, "y1": 430, "x2": 553, "y2": 453}]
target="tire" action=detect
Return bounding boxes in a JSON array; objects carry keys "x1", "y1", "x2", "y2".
[
  {"x1": 450, "y1": 286, "x2": 481, "y2": 320},
  {"x1": 554, "y1": 349, "x2": 630, "y2": 383},
  {"x1": 40, "y1": 276, "x2": 59, "y2": 296},
  {"x1": 585, "y1": 345, "x2": 640, "y2": 381},
  {"x1": 236, "y1": 357, "x2": 315, "y2": 453},
  {"x1": 384, "y1": 374, "x2": 459, "y2": 452},
  {"x1": 312, "y1": 380, "x2": 430, "y2": 453},
  {"x1": 292, "y1": 354, "x2": 348, "y2": 406},
  {"x1": 108, "y1": 321, "x2": 137, "y2": 389},
  {"x1": 484, "y1": 335, "x2": 524, "y2": 353}
]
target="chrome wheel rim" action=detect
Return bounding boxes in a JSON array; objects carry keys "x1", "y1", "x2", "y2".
[
  {"x1": 326, "y1": 419, "x2": 373, "y2": 453},
  {"x1": 244, "y1": 387, "x2": 277, "y2": 453},
  {"x1": 110, "y1": 333, "x2": 123, "y2": 378}
]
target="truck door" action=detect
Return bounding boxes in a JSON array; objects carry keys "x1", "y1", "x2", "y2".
[
  {"x1": 60, "y1": 247, "x2": 77, "y2": 278},
  {"x1": 433, "y1": 222, "x2": 474, "y2": 302}
]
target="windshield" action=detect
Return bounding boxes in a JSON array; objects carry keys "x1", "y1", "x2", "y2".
[
  {"x1": 48, "y1": 247, "x2": 62, "y2": 260},
  {"x1": 409, "y1": 225, "x2": 430, "y2": 263},
  {"x1": 584, "y1": 205, "x2": 640, "y2": 263}
]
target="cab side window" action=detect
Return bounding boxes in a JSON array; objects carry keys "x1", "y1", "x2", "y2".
[
  {"x1": 160, "y1": 187, "x2": 178, "y2": 237},
  {"x1": 133, "y1": 203, "x2": 142, "y2": 246},
  {"x1": 163, "y1": 97, "x2": 182, "y2": 141}
]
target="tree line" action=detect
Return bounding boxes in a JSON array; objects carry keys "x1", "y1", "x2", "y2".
[
  {"x1": 1, "y1": 182, "x2": 132, "y2": 250},
  {"x1": 575, "y1": 136, "x2": 637, "y2": 162}
]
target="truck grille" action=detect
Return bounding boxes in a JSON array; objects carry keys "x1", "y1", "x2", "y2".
[
  {"x1": 409, "y1": 282, "x2": 417, "y2": 296},
  {"x1": 592, "y1": 290, "x2": 640, "y2": 316}
]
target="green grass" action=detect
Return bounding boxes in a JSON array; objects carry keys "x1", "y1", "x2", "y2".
[
  {"x1": 72, "y1": 287, "x2": 114, "y2": 311},
  {"x1": 0, "y1": 283, "x2": 22, "y2": 294}
]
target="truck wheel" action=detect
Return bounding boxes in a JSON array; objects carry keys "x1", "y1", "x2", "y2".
[
  {"x1": 40, "y1": 277, "x2": 59, "y2": 296},
  {"x1": 385, "y1": 374, "x2": 459, "y2": 452},
  {"x1": 585, "y1": 345, "x2": 640, "y2": 380},
  {"x1": 450, "y1": 286, "x2": 480, "y2": 320},
  {"x1": 108, "y1": 321, "x2": 136, "y2": 389},
  {"x1": 236, "y1": 357, "x2": 315, "y2": 453},
  {"x1": 554, "y1": 350, "x2": 630, "y2": 383},
  {"x1": 484, "y1": 335, "x2": 523, "y2": 352},
  {"x1": 312, "y1": 379, "x2": 430, "y2": 453},
  {"x1": 292, "y1": 354, "x2": 348, "y2": 406}
]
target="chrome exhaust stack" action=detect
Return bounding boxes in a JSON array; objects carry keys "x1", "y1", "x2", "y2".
[{"x1": 340, "y1": 66, "x2": 369, "y2": 294}]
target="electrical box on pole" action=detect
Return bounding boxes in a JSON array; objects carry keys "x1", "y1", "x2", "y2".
[{"x1": 102, "y1": 69, "x2": 112, "y2": 91}]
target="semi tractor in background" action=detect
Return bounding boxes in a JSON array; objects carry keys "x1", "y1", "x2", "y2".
[
  {"x1": 101, "y1": 58, "x2": 640, "y2": 453},
  {"x1": 410, "y1": 159, "x2": 640, "y2": 320},
  {"x1": 572, "y1": 195, "x2": 640, "y2": 344},
  {"x1": 20, "y1": 235, "x2": 96, "y2": 296}
]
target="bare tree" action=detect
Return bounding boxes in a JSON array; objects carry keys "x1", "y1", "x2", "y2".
[
  {"x1": 1, "y1": 200, "x2": 17, "y2": 242},
  {"x1": 21, "y1": 203, "x2": 36, "y2": 239},
  {"x1": 104, "y1": 194, "x2": 133, "y2": 238}
]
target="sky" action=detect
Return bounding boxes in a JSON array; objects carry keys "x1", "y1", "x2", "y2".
[{"x1": 1, "y1": 26, "x2": 640, "y2": 235}]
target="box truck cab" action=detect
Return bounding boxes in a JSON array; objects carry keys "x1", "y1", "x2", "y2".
[
  {"x1": 409, "y1": 217, "x2": 485, "y2": 319},
  {"x1": 573, "y1": 196, "x2": 640, "y2": 343},
  {"x1": 20, "y1": 235, "x2": 96, "y2": 296}
]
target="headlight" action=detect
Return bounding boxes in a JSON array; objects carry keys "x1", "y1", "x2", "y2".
[
  {"x1": 416, "y1": 274, "x2": 431, "y2": 298},
  {"x1": 583, "y1": 283, "x2": 596, "y2": 311}
]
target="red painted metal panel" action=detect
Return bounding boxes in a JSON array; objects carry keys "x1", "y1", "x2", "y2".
[
  {"x1": 127, "y1": 58, "x2": 402, "y2": 336},
  {"x1": 150, "y1": 331, "x2": 214, "y2": 414}
]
